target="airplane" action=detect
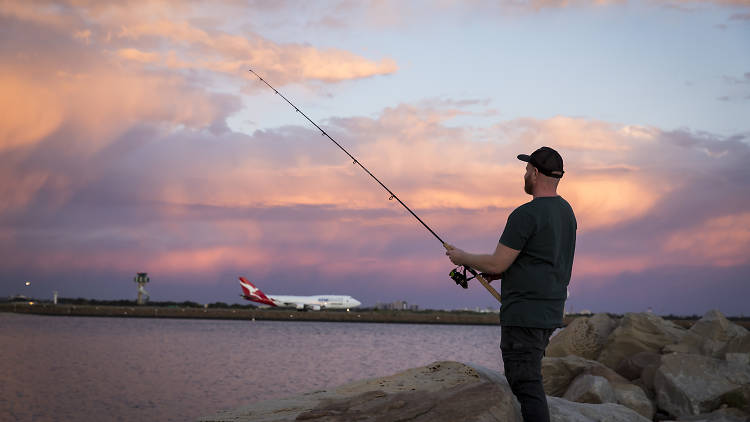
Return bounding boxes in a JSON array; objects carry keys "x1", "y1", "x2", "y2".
[{"x1": 238, "y1": 277, "x2": 362, "y2": 311}]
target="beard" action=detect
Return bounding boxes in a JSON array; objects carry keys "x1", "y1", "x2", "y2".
[{"x1": 524, "y1": 174, "x2": 534, "y2": 195}]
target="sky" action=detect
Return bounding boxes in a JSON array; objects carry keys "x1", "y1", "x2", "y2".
[{"x1": 1, "y1": 0, "x2": 749, "y2": 315}]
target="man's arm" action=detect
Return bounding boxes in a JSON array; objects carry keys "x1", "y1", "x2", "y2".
[{"x1": 445, "y1": 242, "x2": 520, "y2": 275}]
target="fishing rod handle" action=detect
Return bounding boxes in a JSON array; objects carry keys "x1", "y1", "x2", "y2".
[
  {"x1": 475, "y1": 273, "x2": 502, "y2": 303},
  {"x1": 463, "y1": 266, "x2": 502, "y2": 303}
]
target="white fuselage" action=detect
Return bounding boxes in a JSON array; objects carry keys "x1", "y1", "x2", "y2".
[{"x1": 268, "y1": 295, "x2": 361, "y2": 310}]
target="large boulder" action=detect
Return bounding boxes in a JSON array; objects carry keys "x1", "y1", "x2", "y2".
[
  {"x1": 563, "y1": 374, "x2": 617, "y2": 404},
  {"x1": 598, "y1": 312, "x2": 686, "y2": 370},
  {"x1": 543, "y1": 355, "x2": 630, "y2": 397},
  {"x1": 691, "y1": 310, "x2": 748, "y2": 351},
  {"x1": 639, "y1": 357, "x2": 662, "y2": 399},
  {"x1": 663, "y1": 310, "x2": 750, "y2": 359},
  {"x1": 543, "y1": 355, "x2": 653, "y2": 417},
  {"x1": 725, "y1": 353, "x2": 750, "y2": 366},
  {"x1": 198, "y1": 361, "x2": 522, "y2": 422},
  {"x1": 726, "y1": 331, "x2": 750, "y2": 357},
  {"x1": 547, "y1": 313, "x2": 619, "y2": 360},
  {"x1": 669, "y1": 407, "x2": 750, "y2": 422},
  {"x1": 654, "y1": 353, "x2": 750, "y2": 418},
  {"x1": 720, "y1": 384, "x2": 750, "y2": 414},
  {"x1": 548, "y1": 397, "x2": 651, "y2": 422},
  {"x1": 199, "y1": 360, "x2": 659, "y2": 422},
  {"x1": 613, "y1": 383, "x2": 655, "y2": 420},
  {"x1": 615, "y1": 351, "x2": 662, "y2": 381}
]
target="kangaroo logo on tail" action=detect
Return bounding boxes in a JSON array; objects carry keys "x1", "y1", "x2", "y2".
[{"x1": 239, "y1": 277, "x2": 276, "y2": 306}]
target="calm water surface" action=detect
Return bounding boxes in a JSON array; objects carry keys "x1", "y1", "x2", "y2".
[{"x1": 1, "y1": 313, "x2": 503, "y2": 422}]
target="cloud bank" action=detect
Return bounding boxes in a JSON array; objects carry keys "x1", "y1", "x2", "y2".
[{"x1": 1, "y1": 0, "x2": 748, "y2": 314}]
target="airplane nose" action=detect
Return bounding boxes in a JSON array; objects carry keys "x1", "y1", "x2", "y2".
[{"x1": 353, "y1": 299, "x2": 361, "y2": 307}]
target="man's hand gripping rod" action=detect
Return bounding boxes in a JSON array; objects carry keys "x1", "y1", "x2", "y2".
[
  {"x1": 248, "y1": 68, "x2": 502, "y2": 303},
  {"x1": 447, "y1": 257, "x2": 502, "y2": 303}
]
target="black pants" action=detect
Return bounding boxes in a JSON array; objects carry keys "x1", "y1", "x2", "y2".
[{"x1": 500, "y1": 326, "x2": 554, "y2": 422}]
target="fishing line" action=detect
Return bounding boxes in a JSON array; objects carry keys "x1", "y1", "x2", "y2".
[{"x1": 247, "y1": 69, "x2": 501, "y2": 302}]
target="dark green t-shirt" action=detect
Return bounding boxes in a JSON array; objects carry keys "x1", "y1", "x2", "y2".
[{"x1": 498, "y1": 196, "x2": 577, "y2": 328}]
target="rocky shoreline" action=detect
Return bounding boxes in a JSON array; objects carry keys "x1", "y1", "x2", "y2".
[{"x1": 199, "y1": 310, "x2": 750, "y2": 421}]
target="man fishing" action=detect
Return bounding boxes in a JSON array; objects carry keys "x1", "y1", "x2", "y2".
[
  {"x1": 249, "y1": 73, "x2": 573, "y2": 420},
  {"x1": 445, "y1": 146, "x2": 577, "y2": 422}
]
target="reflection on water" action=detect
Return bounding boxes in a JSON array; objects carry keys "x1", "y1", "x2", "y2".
[{"x1": 1, "y1": 313, "x2": 502, "y2": 422}]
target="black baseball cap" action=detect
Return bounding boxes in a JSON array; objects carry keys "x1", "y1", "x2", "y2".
[{"x1": 517, "y1": 146, "x2": 564, "y2": 178}]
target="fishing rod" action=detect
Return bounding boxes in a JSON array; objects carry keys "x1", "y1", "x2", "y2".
[{"x1": 247, "y1": 69, "x2": 501, "y2": 303}]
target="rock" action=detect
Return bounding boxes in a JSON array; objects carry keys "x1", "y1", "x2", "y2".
[
  {"x1": 691, "y1": 311, "x2": 749, "y2": 355},
  {"x1": 542, "y1": 356, "x2": 654, "y2": 417},
  {"x1": 598, "y1": 312, "x2": 686, "y2": 370},
  {"x1": 615, "y1": 351, "x2": 662, "y2": 381},
  {"x1": 633, "y1": 378, "x2": 653, "y2": 400},
  {"x1": 654, "y1": 353, "x2": 750, "y2": 418},
  {"x1": 197, "y1": 361, "x2": 522, "y2": 422},
  {"x1": 726, "y1": 353, "x2": 750, "y2": 366},
  {"x1": 640, "y1": 361, "x2": 661, "y2": 398},
  {"x1": 672, "y1": 407, "x2": 750, "y2": 422},
  {"x1": 720, "y1": 385, "x2": 750, "y2": 414},
  {"x1": 543, "y1": 355, "x2": 630, "y2": 397},
  {"x1": 199, "y1": 359, "x2": 659, "y2": 422},
  {"x1": 726, "y1": 334, "x2": 750, "y2": 357},
  {"x1": 663, "y1": 339, "x2": 703, "y2": 355},
  {"x1": 563, "y1": 374, "x2": 617, "y2": 404},
  {"x1": 664, "y1": 310, "x2": 750, "y2": 359},
  {"x1": 613, "y1": 383, "x2": 655, "y2": 420},
  {"x1": 547, "y1": 313, "x2": 619, "y2": 360},
  {"x1": 548, "y1": 397, "x2": 652, "y2": 422}
]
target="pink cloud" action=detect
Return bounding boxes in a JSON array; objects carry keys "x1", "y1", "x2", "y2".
[
  {"x1": 663, "y1": 212, "x2": 750, "y2": 267},
  {"x1": 49, "y1": 2, "x2": 397, "y2": 84},
  {"x1": 498, "y1": 116, "x2": 654, "y2": 152},
  {"x1": 560, "y1": 175, "x2": 662, "y2": 230},
  {"x1": 668, "y1": 0, "x2": 750, "y2": 7},
  {"x1": 117, "y1": 48, "x2": 160, "y2": 64},
  {"x1": 573, "y1": 255, "x2": 654, "y2": 280},
  {"x1": 0, "y1": 64, "x2": 233, "y2": 153},
  {"x1": 0, "y1": 72, "x2": 65, "y2": 151},
  {"x1": 0, "y1": 169, "x2": 61, "y2": 214},
  {"x1": 0, "y1": 1, "x2": 399, "y2": 152},
  {"x1": 3, "y1": 77, "x2": 745, "y2": 291},
  {"x1": 2, "y1": 117, "x2": 747, "y2": 310},
  {"x1": 0, "y1": 1, "x2": 77, "y2": 29}
]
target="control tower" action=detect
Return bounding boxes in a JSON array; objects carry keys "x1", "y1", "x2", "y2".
[{"x1": 134, "y1": 272, "x2": 150, "y2": 305}]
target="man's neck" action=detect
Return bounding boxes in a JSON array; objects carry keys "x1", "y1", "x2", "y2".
[{"x1": 533, "y1": 188, "x2": 558, "y2": 198}]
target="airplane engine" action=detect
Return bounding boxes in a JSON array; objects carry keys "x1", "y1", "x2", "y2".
[{"x1": 311, "y1": 305, "x2": 321, "y2": 311}]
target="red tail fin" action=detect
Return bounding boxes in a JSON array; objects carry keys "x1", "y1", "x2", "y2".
[{"x1": 238, "y1": 277, "x2": 275, "y2": 306}]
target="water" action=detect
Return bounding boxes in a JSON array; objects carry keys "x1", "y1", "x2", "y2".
[{"x1": 0, "y1": 313, "x2": 503, "y2": 422}]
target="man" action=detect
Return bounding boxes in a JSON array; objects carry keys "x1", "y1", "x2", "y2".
[{"x1": 445, "y1": 146, "x2": 576, "y2": 422}]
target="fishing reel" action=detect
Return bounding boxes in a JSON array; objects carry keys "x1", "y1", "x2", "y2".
[{"x1": 449, "y1": 266, "x2": 475, "y2": 289}]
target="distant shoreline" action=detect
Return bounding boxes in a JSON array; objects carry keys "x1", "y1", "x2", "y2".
[
  {"x1": 1, "y1": 302, "x2": 505, "y2": 326},
  {"x1": 3, "y1": 303, "x2": 743, "y2": 328}
]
